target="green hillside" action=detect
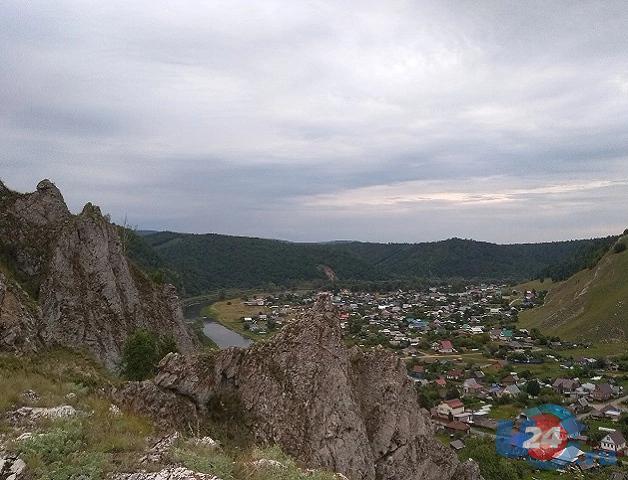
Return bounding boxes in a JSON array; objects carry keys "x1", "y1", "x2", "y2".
[
  {"x1": 520, "y1": 235, "x2": 628, "y2": 343},
  {"x1": 124, "y1": 230, "x2": 617, "y2": 296}
]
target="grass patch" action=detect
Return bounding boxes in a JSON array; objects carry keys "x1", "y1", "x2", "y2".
[
  {"x1": 169, "y1": 442, "x2": 236, "y2": 479},
  {"x1": 556, "y1": 342, "x2": 628, "y2": 358},
  {"x1": 0, "y1": 349, "x2": 110, "y2": 412},
  {"x1": 489, "y1": 404, "x2": 521, "y2": 420},
  {"x1": 510, "y1": 362, "x2": 565, "y2": 380},
  {"x1": 0, "y1": 349, "x2": 153, "y2": 476},
  {"x1": 239, "y1": 446, "x2": 338, "y2": 480}
]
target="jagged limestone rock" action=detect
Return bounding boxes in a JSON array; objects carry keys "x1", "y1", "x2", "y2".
[
  {"x1": 117, "y1": 298, "x2": 480, "y2": 480},
  {"x1": 0, "y1": 454, "x2": 27, "y2": 480},
  {"x1": 0, "y1": 180, "x2": 197, "y2": 368},
  {"x1": 8, "y1": 405, "x2": 78, "y2": 425},
  {"x1": 0, "y1": 274, "x2": 40, "y2": 353},
  {"x1": 111, "y1": 380, "x2": 200, "y2": 431},
  {"x1": 110, "y1": 467, "x2": 221, "y2": 480}
]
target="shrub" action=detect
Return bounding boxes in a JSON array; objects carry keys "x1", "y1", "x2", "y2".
[
  {"x1": 120, "y1": 329, "x2": 159, "y2": 380},
  {"x1": 525, "y1": 380, "x2": 540, "y2": 397},
  {"x1": 120, "y1": 329, "x2": 178, "y2": 381},
  {"x1": 614, "y1": 242, "x2": 626, "y2": 254},
  {"x1": 16, "y1": 419, "x2": 108, "y2": 480}
]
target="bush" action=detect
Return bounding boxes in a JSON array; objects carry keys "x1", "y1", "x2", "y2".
[
  {"x1": 614, "y1": 242, "x2": 626, "y2": 254},
  {"x1": 120, "y1": 330, "x2": 178, "y2": 380},
  {"x1": 16, "y1": 419, "x2": 107, "y2": 480}
]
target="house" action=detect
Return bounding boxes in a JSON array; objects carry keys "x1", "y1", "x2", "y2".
[
  {"x1": 445, "y1": 420, "x2": 470, "y2": 435},
  {"x1": 553, "y1": 378, "x2": 580, "y2": 395},
  {"x1": 463, "y1": 378, "x2": 483, "y2": 395},
  {"x1": 600, "y1": 431, "x2": 626, "y2": 454},
  {"x1": 495, "y1": 359, "x2": 509, "y2": 369},
  {"x1": 489, "y1": 328, "x2": 501, "y2": 340},
  {"x1": 488, "y1": 384, "x2": 503, "y2": 397},
  {"x1": 600, "y1": 405, "x2": 622, "y2": 421},
  {"x1": 437, "y1": 399, "x2": 465, "y2": 418},
  {"x1": 592, "y1": 383, "x2": 614, "y2": 402},
  {"x1": 472, "y1": 416, "x2": 498, "y2": 431},
  {"x1": 438, "y1": 340, "x2": 454, "y2": 354},
  {"x1": 569, "y1": 397, "x2": 589, "y2": 414},
  {"x1": 499, "y1": 329, "x2": 513, "y2": 341},
  {"x1": 446, "y1": 369, "x2": 463, "y2": 380},
  {"x1": 501, "y1": 374, "x2": 518, "y2": 386},
  {"x1": 501, "y1": 384, "x2": 522, "y2": 398},
  {"x1": 551, "y1": 445, "x2": 586, "y2": 467},
  {"x1": 435, "y1": 377, "x2": 447, "y2": 388}
]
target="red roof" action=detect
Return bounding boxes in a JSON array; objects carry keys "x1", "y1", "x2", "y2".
[
  {"x1": 440, "y1": 340, "x2": 453, "y2": 350},
  {"x1": 445, "y1": 399, "x2": 464, "y2": 409}
]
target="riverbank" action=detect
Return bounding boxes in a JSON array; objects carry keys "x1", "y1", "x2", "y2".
[
  {"x1": 189, "y1": 317, "x2": 219, "y2": 350},
  {"x1": 184, "y1": 299, "x2": 256, "y2": 348},
  {"x1": 202, "y1": 300, "x2": 269, "y2": 342}
]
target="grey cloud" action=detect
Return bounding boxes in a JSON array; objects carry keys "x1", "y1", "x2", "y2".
[{"x1": 1, "y1": 1, "x2": 628, "y2": 242}]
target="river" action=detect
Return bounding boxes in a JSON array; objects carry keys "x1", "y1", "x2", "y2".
[{"x1": 183, "y1": 301, "x2": 252, "y2": 349}]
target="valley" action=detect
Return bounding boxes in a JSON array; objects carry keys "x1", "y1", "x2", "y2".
[{"x1": 1, "y1": 179, "x2": 627, "y2": 480}]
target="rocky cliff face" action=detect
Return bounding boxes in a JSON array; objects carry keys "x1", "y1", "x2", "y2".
[
  {"x1": 0, "y1": 273, "x2": 40, "y2": 353},
  {"x1": 115, "y1": 298, "x2": 480, "y2": 480},
  {"x1": 0, "y1": 180, "x2": 196, "y2": 368}
]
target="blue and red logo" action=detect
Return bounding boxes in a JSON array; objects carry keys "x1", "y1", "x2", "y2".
[{"x1": 496, "y1": 404, "x2": 616, "y2": 469}]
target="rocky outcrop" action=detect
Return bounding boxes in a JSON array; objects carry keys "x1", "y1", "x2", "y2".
[
  {"x1": 39, "y1": 202, "x2": 195, "y2": 368},
  {"x1": 117, "y1": 297, "x2": 480, "y2": 480},
  {"x1": 0, "y1": 454, "x2": 26, "y2": 480},
  {"x1": 0, "y1": 180, "x2": 196, "y2": 368},
  {"x1": 112, "y1": 380, "x2": 200, "y2": 431},
  {"x1": 8, "y1": 405, "x2": 78, "y2": 425},
  {"x1": 111, "y1": 468, "x2": 221, "y2": 480},
  {"x1": 0, "y1": 274, "x2": 40, "y2": 353},
  {"x1": 0, "y1": 180, "x2": 70, "y2": 279}
]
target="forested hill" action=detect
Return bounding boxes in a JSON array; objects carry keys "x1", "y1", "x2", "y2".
[{"x1": 124, "y1": 229, "x2": 618, "y2": 297}]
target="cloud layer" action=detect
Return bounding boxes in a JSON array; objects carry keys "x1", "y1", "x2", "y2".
[{"x1": 2, "y1": 1, "x2": 628, "y2": 242}]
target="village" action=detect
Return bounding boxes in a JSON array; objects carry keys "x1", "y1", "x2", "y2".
[{"x1": 224, "y1": 283, "x2": 628, "y2": 473}]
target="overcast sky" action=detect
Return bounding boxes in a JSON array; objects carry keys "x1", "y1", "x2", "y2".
[{"x1": 2, "y1": 1, "x2": 628, "y2": 243}]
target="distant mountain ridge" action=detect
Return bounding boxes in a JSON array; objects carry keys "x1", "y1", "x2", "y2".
[{"x1": 125, "y1": 228, "x2": 617, "y2": 296}]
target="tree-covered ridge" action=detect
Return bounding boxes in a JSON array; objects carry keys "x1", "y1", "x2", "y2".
[
  {"x1": 536, "y1": 235, "x2": 619, "y2": 281},
  {"x1": 124, "y1": 230, "x2": 619, "y2": 296}
]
